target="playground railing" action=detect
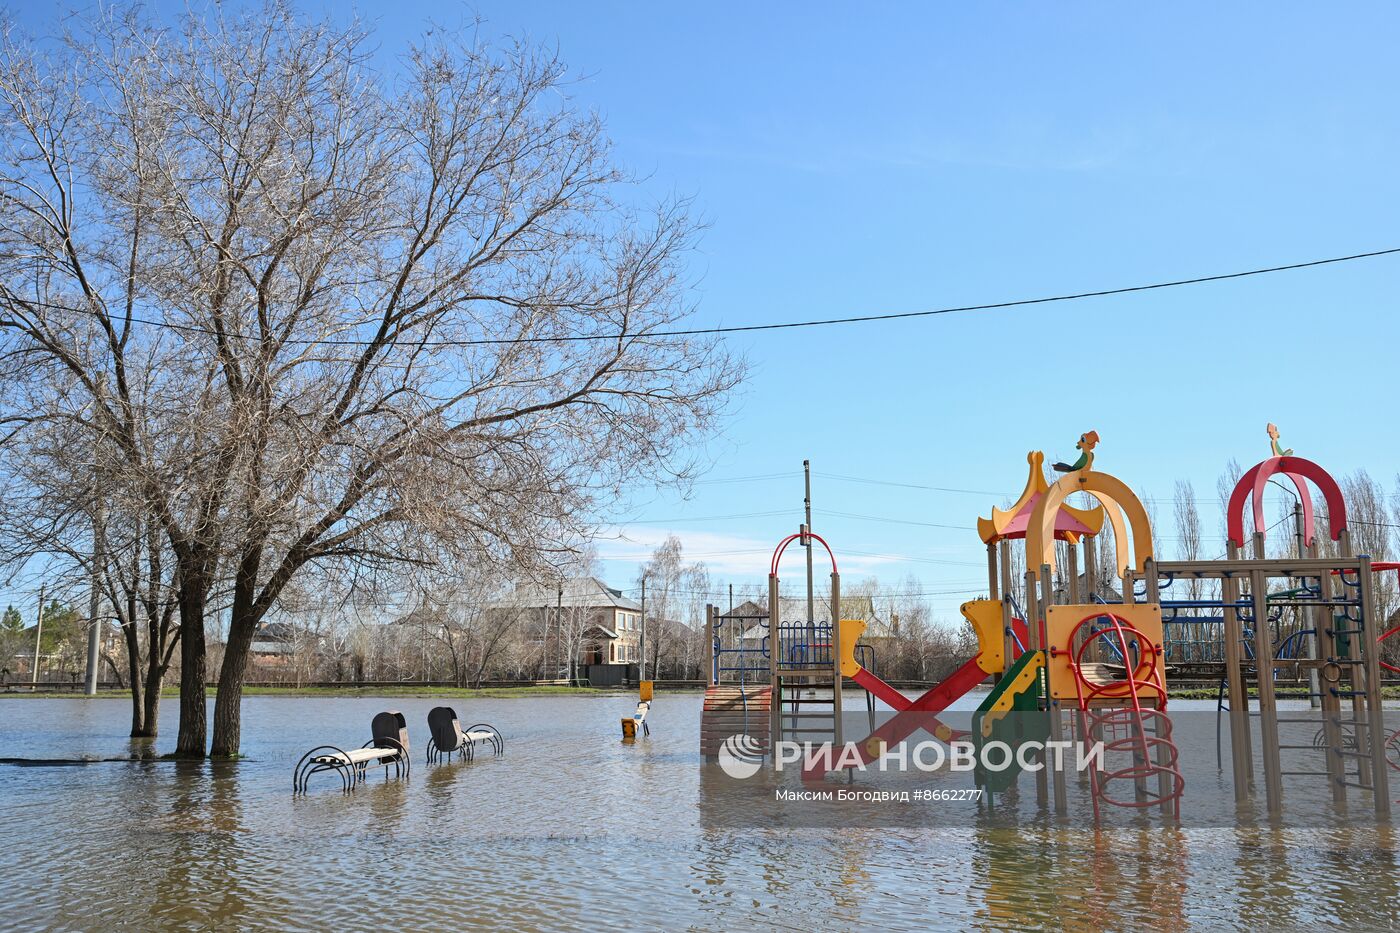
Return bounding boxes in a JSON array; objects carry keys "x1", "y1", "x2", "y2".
[{"x1": 776, "y1": 620, "x2": 834, "y2": 670}]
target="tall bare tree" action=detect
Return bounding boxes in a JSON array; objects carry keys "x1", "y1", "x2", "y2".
[
  {"x1": 1215, "y1": 458, "x2": 1242, "y2": 543},
  {"x1": 637, "y1": 535, "x2": 708, "y2": 679},
  {"x1": 0, "y1": 5, "x2": 741, "y2": 755},
  {"x1": 1173, "y1": 479, "x2": 1203, "y2": 601},
  {"x1": 1345, "y1": 470, "x2": 1395, "y2": 623}
]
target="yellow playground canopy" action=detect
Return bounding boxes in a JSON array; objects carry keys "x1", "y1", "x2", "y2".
[{"x1": 977, "y1": 451, "x2": 1105, "y2": 545}]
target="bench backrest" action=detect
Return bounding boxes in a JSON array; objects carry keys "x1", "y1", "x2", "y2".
[
  {"x1": 371, "y1": 710, "x2": 410, "y2": 751},
  {"x1": 427, "y1": 706, "x2": 462, "y2": 750}
]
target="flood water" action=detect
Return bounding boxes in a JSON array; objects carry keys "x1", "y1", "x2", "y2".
[{"x1": 2, "y1": 691, "x2": 1400, "y2": 930}]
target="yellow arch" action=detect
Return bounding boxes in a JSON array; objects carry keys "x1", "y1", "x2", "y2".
[{"x1": 1025, "y1": 470, "x2": 1153, "y2": 578}]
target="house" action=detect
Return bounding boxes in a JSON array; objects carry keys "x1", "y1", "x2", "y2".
[
  {"x1": 489, "y1": 577, "x2": 643, "y2": 683},
  {"x1": 249, "y1": 621, "x2": 303, "y2": 668},
  {"x1": 5, "y1": 620, "x2": 121, "y2": 682}
]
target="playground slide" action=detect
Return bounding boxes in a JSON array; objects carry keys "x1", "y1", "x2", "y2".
[
  {"x1": 850, "y1": 656, "x2": 988, "y2": 723},
  {"x1": 815, "y1": 601, "x2": 1031, "y2": 776},
  {"x1": 971, "y1": 649, "x2": 1047, "y2": 793},
  {"x1": 844, "y1": 599, "x2": 1029, "y2": 718}
]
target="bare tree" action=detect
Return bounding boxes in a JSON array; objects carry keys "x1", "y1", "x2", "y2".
[
  {"x1": 638, "y1": 535, "x2": 708, "y2": 679},
  {"x1": 1216, "y1": 458, "x2": 1243, "y2": 548},
  {"x1": 1345, "y1": 470, "x2": 1395, "y2": 624},
  {"x1": 1173, "y1": 479, "x2": 1203, "y2": 602},
  {"x1": 0, "y1": 5, "x2": 741, "y2": 755}
]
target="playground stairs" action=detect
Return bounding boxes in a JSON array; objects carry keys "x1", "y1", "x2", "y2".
[
  {"x1": 1069, "y1": 626, "x2": 1185, "y2": 818},
  {"x1": 700, "y1": 684, "x2": 772, "y2": 758},
  {"x1": 778, "y1": 678, "x2": 838, "y2": 745}
]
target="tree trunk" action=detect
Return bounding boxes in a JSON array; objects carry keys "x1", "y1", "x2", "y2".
[
  {"x1": 121, "y1": 620, "x2": 145, "y2": 737},
  {"x1": 211, "y1": 616, "x2": 257, "y2": 757},
  {"x1": 139, "y1": 667, "x2": 162, "y2": 737},
  {"x1": 174, "y1": 577, "x2": 208, "y2": 757},
  {"x1": 210, "y1": 541, "x2": 269, "y2": 758}
]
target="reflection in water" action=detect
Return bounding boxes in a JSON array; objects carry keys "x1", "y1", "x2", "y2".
[
  {"x1": 2, "y1": 695, "x2": 1400, "y2": 930},
  {"x1": 149, "y1": 761, "x2": 251, "y2": 928}
]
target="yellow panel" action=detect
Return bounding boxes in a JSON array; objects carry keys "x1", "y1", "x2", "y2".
[
  {"x1": 640, "y1": 680, "x2": 654, "y2": 702},
  {"x1": 979, "y1": 651, "x2": 1046, "y2": 737},
  {"x1": 960, "y1": 599, "x2": 1005, "y2": 674},
  {"x1": 837, "y1": 619, "x2": 867, "y2": 677},
  {"x1": 621, "y1": 717, "x2": 637, "y2": 738},
  {"x1": 1044, "y1": 603, "x2": 1164, "y2": 701}
]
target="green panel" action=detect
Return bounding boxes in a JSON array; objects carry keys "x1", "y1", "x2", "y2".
[{"x1": 971, "y1": 650, "x2": 1049, "y2": 794}]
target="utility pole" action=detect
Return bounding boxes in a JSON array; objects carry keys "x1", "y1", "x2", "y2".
[
  {"x1": 30, "y1": 583, "x2": 45, "y2": 688},
  {"x1": 804, "y1": 459, "x2": 815, "y2": 633},
  {"x1": 84, "y1": 381, "x2": 104, "y2": 696},
  {"x1": 555, "y1": 582, "x2": 564, "y2": 682},
  {"x1": 421, "y1": 609, "x2": 428, "y2": 682},
  {"x1": 84, "y1": 504, "x2": 104, "y2": 695},
  {"x1": 639, "y1": 573, "x2": 647, "y2": 681}
]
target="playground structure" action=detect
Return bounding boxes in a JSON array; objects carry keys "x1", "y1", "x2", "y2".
[
  {"x1": 1151, "y1": 439, "x2": 1391, "y2": 816},
  {"x1": 702, "y1": 427, "x2": 1394, "y2": 822},
  {"x1": 621, "y1": 681, "x2": 654, "y2": 740}
]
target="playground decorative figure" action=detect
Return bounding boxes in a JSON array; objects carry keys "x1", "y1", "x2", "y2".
[
  {"x1": 1052, "y1": 431, "x2": 1100, "y2": 473},
  {"x1": 1267, "y1": 422, "x2": 1293, "y2": 458}
]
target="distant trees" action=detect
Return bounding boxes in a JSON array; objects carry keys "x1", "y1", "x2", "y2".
[
  {"x1": 0, "y1": 603, "x2": 23, "y2": 679},
  {"x1": 1172, "y1": 479, "x2": 1204, "y2": 602},
  {"x1": 638, "y1": 536, "x2": 709, "y2": 679}
]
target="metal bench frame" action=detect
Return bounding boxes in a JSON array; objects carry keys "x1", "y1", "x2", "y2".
[
  {"x1": 293, "y1": 711, "x2": 411, "y2": 794},
  {"x1": 425, "y1": 706, "x2": 505, "y2": 764}
]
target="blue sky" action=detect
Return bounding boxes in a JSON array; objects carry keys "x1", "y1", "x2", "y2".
[
  {"x1": 437, "y1": 3, "x2": 1398, "y2": 616},
  {"x1": 20, "y1": 3, "x2": 1400, "y2": 621}
]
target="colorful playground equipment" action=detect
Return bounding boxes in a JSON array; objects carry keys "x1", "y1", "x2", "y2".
[
  {"x1": 1151, "y1": 426, "x2": 1390, "y2": 815},
  {"x1": 703, "y1": 427, "x2": 1394, "y2": 822},
  {"x1": 621, "y1": 681, "x2": 653, "y2": 740}
]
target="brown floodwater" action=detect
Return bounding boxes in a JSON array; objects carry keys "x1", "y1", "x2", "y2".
[{"x1": 1, "y1": 692, "x2": 1398, "y2": 930}]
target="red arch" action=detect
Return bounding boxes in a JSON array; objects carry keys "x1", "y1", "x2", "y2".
[
  {"x1": 1226, "y1": 456, "x2": 1346, "y2": 548},
  {"x1": 770, "y1": 531, "x2": 838, "y2": 576}
]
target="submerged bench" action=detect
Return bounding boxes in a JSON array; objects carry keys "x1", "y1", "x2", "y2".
[
  {"x1": 293, "y1": 710, "x2": 411, "y2": 794},
  {"x1": 426, "y1": 706, "x2": 504, "y2": 764}
]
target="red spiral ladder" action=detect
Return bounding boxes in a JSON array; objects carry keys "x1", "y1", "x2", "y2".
[{"x1": 1061, "y1": 611, "x2": 1185, "y2": 820}]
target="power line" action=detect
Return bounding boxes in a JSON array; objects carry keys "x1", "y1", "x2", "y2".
[
  {"x1": 815, "y1": 472, "x2": 1011, "y2": 497},
  {"x1": 818, "y1": 508, "x2": 973, "y2": 531},
  {"x1": 33, "y1": 246, "x2": 1400, "y2": 347},
  {"x1": 608, "y1": 509, "x2": 791, "y2": 525},
  {"x1": 692, "y1": 471, "x2": 800, "y2": 486}
]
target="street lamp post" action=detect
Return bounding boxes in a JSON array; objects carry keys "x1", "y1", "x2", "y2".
[{"x1": 639, "y1": 572, "x2": 647, "y2": 682}]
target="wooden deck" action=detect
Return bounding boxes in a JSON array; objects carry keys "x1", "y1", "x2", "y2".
[{"x1": 700, "y1": 685, "x2": 772, "y2": 758}]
